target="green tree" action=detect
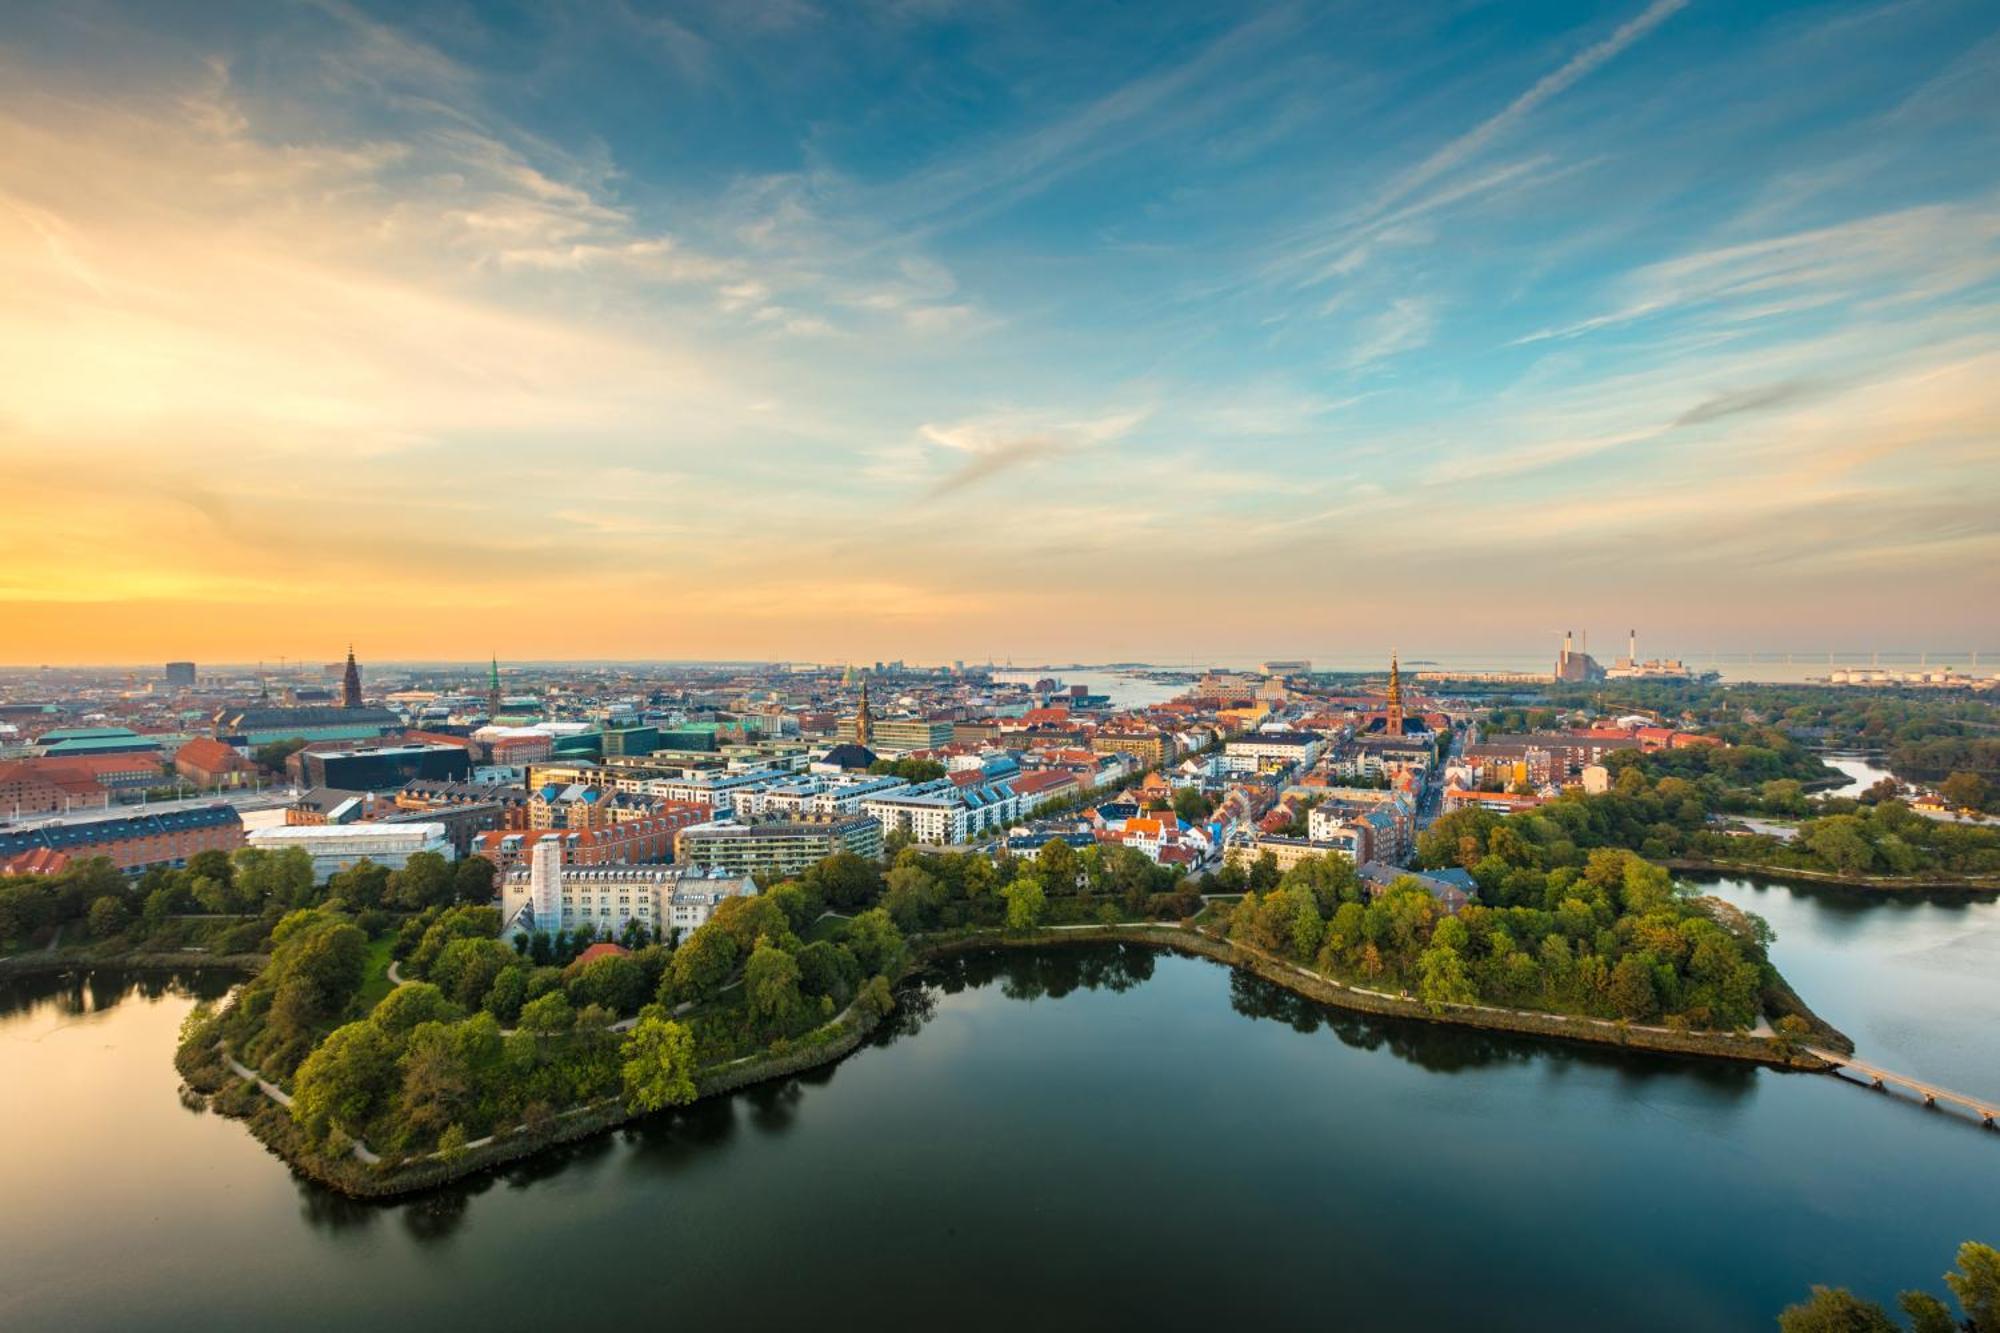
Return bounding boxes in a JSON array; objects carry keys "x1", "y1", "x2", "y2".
[
  {"x1": 429, "y1": 936, "x2": 516, "y2": 1011},
  {"x1": 253, "y1": 736, "x2": 309, "y2": 771},
  {"x1": 1417, "y1": 944, "x2": 1476, "y2": 1012},
  {"x1": 1172, "y1": 786, "x2": 1214, "y2": 824},
  {"x1": 372, "y1": 981, "x2": 458, "y2": 1034},
  {"x1": 804, "y1": 851, "x2": 883, "y2": 912},
  {"x1": 233, "y1": 846, "x2": 315, "y2": 908},
  {"x1": 620, "y1": 1016, "x2": 697, "y2": 1112},
  {"x1": 519, "y1": 990, "x2": 575, "y2": 1035},
  {"x1": 389, "y1": 851, "x2": 455, "y2": 911},
  {"x1": 327, "y1": 859, "x2": 391, "y2": 911},
  {"x1": 882, "y1": 863, "x2": 944, "y2": 932},
  {"x1": 1002, "y1": 876, "x2": 1046, "y2": 931},
  {"x1": 454, "y1": 855, "x2": 498, "y2": 904},
  {"x1": 843, "y1": 908, "x2": 905, "y2": 977},
  {"x1": 86, "y1": 895, "x2": 129, "y2": 939},
  {"x1": 1897, "y1": 1292, "x2": 1956, "y2": 1333},
  {"x1": 664, "y1": 926, "x2": 739, "y2": 1004},
  {"x1": 1939, "y1": 771, "x2": 1991, "y2": 811},
  {"x1": 483, "y1": 963, "x2": 532, "y2": 1024},
  {"x1": 1945, "y1": 1240, "x2": 2000, "y2": 1331},
  {"x1": 1035, "y1": 837, "x2": 1081, "y2": 891},
  {"x1": 795, "y1": 940, "x2": 862, "y2": 1004},
  {"x1": 1776, "y1": 1287, "x2": 1897, "y2": 1332},
  {"x1": 745, "y1": 937, "x2": 805, "y2": 1030},
  {"x1": 567, "y1": 953, "x2": 649, "y2": 1015},
  {"x1": 1288, "y1": 895, "x2": 1324, "y2": 962},
  {"x1": 1804, "y1": 816, "x2": 1877, "y2": 875},
  {"x1": 291, "y1": 1020, "x2": 397, "y2": 1142},
  {"x1": 1608, "y1": 956, "x2": 1660, "y2": 1022}
]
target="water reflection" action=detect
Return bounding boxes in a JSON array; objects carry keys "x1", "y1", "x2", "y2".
[
  {"x1": 0, "y1": 965, "x2": 235, "y2": 1020},
  {"x1": 2, "y1": 939, "x2": 1992, "y2": 1333},
  {"x1": 922, "y1": 943, "x2": 1158, "y2": 1002},
  {"x1": 902, "y1": 945, "x2": 1762, "y2": 1097}
]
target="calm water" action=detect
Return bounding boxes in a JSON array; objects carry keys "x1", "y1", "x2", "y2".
[
  {"x1": 1819, "y1": 753, "x2": 1893, "y2": 796},
  {"x1": 3, "y1": 898, "x2": 1996, "y2": 1333}
]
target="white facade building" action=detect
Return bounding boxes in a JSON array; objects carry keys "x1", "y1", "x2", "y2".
[
  {"x1": 501, "y1": 840, "x2": 757, "y2": 940},
  {"x1": 1222, "y1": 732, "x2": 1322, "y2": 775},
  {"x1": 246, "y1": 822, "x2": 454, "y2": 879},
  {"x1": 861, "y1": 778, "x2": 1020, "y2": 846},
  {"x1": 733, "y1": 774, "x2": 910, "y2": 820}
]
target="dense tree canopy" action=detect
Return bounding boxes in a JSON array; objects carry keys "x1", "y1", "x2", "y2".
[{"x1": 1228, "y1": 848, "x2": 1769, "y2": 1029}]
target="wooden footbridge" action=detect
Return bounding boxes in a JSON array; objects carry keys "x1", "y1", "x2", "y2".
[{"x1": 1808, "y1": 1048, "x2": 1999, "y2": 1129}]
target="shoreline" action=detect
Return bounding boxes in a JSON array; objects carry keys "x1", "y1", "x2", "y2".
[
  {"x1": 177, "y1": 922, "x2": 1841, "y2": 1200},
  {"x1": 0, "y1": 949, "x2": 267, "y2": 978},
  {"x1": 1665, "y1": 858, "x2": 2000, "y2": 894}
]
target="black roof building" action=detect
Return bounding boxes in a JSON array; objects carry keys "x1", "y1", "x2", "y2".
[{"x1": 819, "y1": 743, "x2": 878, "y2": 771}]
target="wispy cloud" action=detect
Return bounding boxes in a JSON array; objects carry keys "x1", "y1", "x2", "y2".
[
  {"x1": 1343, "y1": 296, "x2": 1436, "y2": 369},
  {"x1": 1671, "y1": 379, "x2": 1820, "y2": 427},
  {"x1": 1363, "y1": 0, "x2": 1688, "y2": 223},
  {"x1": 917, "y1": 411, "x2": 1147, "y2": 497},
  {"x1": 1514, "y1": 200, "x2": 2000, "y2": 344}
]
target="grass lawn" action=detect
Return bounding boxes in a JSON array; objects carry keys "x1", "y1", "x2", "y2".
[
  {"x1": 806, "y1": 913, "x2": 851, "y2": 945},
  {"x1": 357, "y1": 935, "x2": 398, "y2": 1013}
]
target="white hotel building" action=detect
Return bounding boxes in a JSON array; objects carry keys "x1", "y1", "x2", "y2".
[{"x1": 500, "y1": 839, "x2": 757, "y2": 939}]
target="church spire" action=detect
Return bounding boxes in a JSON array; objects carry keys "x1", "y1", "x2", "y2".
[
  {"x1": 855, "y1": 672, "x2": 873, "y2": 749},
  {"x1": 341, "y1": 644, "x2": 363, "y2": 709},
  {"x1": 488, "y1": 654, "x2": 502, "y2": 719},
  {"x1": 1386, "y1": 650, "x2": 1404, "y2": 736}
]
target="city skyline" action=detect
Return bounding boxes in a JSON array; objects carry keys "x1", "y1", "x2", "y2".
[{"x1": 3, "y1": 0, "x2": 1997, "y2": 662}]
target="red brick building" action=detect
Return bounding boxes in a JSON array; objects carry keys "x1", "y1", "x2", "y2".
[
  {"x1": 0, "y1": 805, "x2": 245, "y2": 873},
  {"x1": 475, "y1": 808, "x2": 702, "y2": 876},
  {"x1": 174, "y1": 738, "x2": 254, "y2": 789}
]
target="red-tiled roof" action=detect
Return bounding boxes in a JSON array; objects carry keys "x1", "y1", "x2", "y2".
[
  {"x1": 175, "y1": 738, "x2": 247, "y2": 771},
  {"x1": 3, "y1": 847, "x2": 69, "y2": 875},
  {"x1": 575, "y1": 942, "x2": 631, "y2": 964}
]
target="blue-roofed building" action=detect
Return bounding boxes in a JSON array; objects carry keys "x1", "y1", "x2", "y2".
[
  {"x1": 36, "y1": 727, "x2": 162, "y2": 758},
  {"x1": 213, "y1": 705, "x2": 401, "y2": 747},
  {"x1": 1356, "y1": 861, "x2": 1477, "y2": 913},
  {"x1": 0, "y1": 804, "x2": 244, "y2": 874}
]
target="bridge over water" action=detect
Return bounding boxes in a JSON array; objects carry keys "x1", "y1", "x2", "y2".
[{"x1": 1808, "y1": 1048, "x2": 1999, "y2": 1129}]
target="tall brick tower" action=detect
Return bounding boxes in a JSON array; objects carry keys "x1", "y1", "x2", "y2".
[
  {"x1": 342, "y1": 645, "x2": 363, "y2": 709},
  {"x1": 1385, "y1": 651, "x2": 1404, "y2": 737}
]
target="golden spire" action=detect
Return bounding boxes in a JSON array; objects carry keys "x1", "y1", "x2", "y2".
[{"x1": 855, "y1": 672, "x2": 873, "y2": 748}]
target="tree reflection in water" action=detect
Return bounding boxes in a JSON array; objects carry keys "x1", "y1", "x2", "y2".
[{"x1": 264, "y1": 941, "x2": 1758, "y2": 1244}]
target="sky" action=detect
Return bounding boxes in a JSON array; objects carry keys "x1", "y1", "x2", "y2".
[{"x1": 1, "y1": 0, "x2": 1996, "y2": 667}]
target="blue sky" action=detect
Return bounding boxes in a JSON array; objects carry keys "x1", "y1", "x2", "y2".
[{"x1": 0, "y1": 0, "x2": 1995, "y2": 662}]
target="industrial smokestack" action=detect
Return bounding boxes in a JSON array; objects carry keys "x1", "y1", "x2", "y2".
[
  {"x1": 1564, "y1": 630, "x2": 1573, "y2": 654},
  {"x1": 1629, "y1": 629, "x2": 1637, "y2": 661}
]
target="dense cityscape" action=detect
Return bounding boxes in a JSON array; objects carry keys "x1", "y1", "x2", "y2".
[{"x1": 6, "y1": 0, "x2": 2000, "y2": 1328}]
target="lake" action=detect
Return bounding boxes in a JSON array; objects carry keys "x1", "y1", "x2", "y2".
[{"x1": 2, "y1": 883, "x2": 1995, "y2": 1332}]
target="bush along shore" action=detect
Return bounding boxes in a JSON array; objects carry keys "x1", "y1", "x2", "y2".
[
  {"x1": 1662, "y1": 857, "x2": 2000, "y2": 893},
  {"x1": 177, "y1": 878, "x2": 1845, "y2": 1200},
  {"x1": 1, "y1": 947, "x2": 269, "y2": 978}
]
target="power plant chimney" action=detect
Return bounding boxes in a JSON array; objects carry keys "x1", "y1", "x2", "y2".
[{"x1": 1629, "y1": 628, "x2": 1637, "y2": 662}]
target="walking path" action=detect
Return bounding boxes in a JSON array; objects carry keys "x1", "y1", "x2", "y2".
[{"x1": 219, "y1": 1047, "x2": 380, "y2": 1164}]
